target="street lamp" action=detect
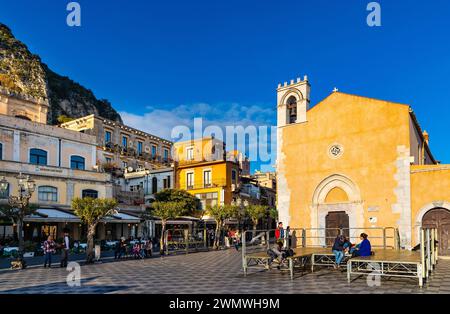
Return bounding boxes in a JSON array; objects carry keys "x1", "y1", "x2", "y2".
[
  {"x1": 0, "y1": 176, "x2": 8, "y2": 193},
  {"x1": 0, "y1": 173, "x2": 36, "y2": 268}
]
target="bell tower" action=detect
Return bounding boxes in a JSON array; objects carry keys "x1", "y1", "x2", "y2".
[{"x1": 277, "y1": 76, "x2": 310, "y2": 127}]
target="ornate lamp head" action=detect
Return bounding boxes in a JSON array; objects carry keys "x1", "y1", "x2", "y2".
[
  {"x1": 0, "y1": 176, "x2": 8, "y2": 193},
  {"x1": 25, "y1": 177, "x2": 36, "y2": 193}
]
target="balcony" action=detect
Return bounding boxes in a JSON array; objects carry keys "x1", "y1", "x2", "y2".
[
  {"x1": 0, "y1": 159, "x2": 111, "y2": 183},
  {"x1": 185, "y1": 178, "x2": 228, "y2": 191},
  {"x1": 177, "y1": 154, "x2": 226, "y2": 166},
  {"x1": 102, "y1": 143, "x2": 173, "y2": 166}
]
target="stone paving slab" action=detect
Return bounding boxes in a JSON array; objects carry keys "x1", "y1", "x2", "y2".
[{"x1": 0, "y1": 250, "x2": 449, "y2": 294}]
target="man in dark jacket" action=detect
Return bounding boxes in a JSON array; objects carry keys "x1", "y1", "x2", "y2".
[
  {"x1": 60, "y1": 228, "x2": 70, "y2": 268},
  {"x1": 332, "y1": 235, "x2": 345, "y2": 269}
]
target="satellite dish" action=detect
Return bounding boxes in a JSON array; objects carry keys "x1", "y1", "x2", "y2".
[{"x1": 127, "y1": 166, "x2": 134, "y2": 173}]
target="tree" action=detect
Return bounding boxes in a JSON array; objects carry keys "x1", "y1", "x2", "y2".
[
  {"x1": 153, "y1": 189, "x2": 200, "y2": 214},
  {"x1": 56, "y1": 115, "x2": 74, "y2": 124},
  {"x1": 206, "y1": 204, "x2": 239, "y2": 249},
  {"x1": 0, "y1": 203, "x2": 38, "y2": 259},
  {"x1": 268, "y1": 208, "x2": 278, "y2": 229},
  {"x1": 72, "y1": 197, "x2": 118, "y2": 263},
  {"x1": 147, "y1": 201, "x2": 187, "y2": 254},
  {"x1": 245, "y1": 205, "x2": 269, "y2": 235}
]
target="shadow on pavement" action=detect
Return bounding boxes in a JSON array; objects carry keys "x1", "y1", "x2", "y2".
[{"x1": 1, "y1": 276, "x2": 133, "y2": 294}]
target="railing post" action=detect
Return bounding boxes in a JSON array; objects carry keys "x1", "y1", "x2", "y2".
[
  {"x1": 302, "y1": 229, "x2": 306, "y2": 248},
  {"x1": 434, "y1": 228, "x2": 439, "y2": 263},
  {"x1": 242, "y1": 231, "x2": 247, "y2": 268},
  {"x1": 164, "y1": 230, "x2": 169, "y2": 256},
  {"x1": 426, "y1": 229, "x2": 431, "y2": 276},
  {"x1": 420, "y1": 229, "x2": 425, "y2": 280},
  {"x1": 383, "y1": 228, "x2": 387, "y2": 249},
  {"x1": 431, "y1": 228, "x2": 435, "y2": 267},
  {"x1": 185, "y1": 229, "x2": 189, "y2": 254}
]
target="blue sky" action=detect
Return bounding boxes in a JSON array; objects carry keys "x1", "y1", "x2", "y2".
[{"x1": 1, "y1": 0, "x2": 449, "y2": 172}]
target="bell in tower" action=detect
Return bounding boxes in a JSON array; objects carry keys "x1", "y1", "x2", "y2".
[{"x1": 277, "y1": 76, "x2": 311, "y2": 127}]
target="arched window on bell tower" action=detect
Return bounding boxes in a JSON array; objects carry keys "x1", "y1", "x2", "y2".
[{"x1": 286, "y1": 96, "x2": 297, "y2": 124}]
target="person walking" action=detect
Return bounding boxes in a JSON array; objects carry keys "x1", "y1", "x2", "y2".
[
  {"x1": 60, "y1": 228, "x2": 70, "y2": 268},
  {"x1": 275, "y1": 222, "x2": 285, "y2": 243},
  {"x1": 234, "y1": 229, "x2": 241, "y2": 251},
  {"x1": 43, "y1": 236, "x2": 56, "y2": 268},
  {"x1": 144, "y1": 239, "x2": 153, "y2": 258}
]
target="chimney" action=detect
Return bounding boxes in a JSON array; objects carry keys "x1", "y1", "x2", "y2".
[{"x1": 423, "y1": 130, "x2": 429, "y2": 145}]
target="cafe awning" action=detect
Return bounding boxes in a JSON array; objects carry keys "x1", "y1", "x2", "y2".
[
  {"x1": 100, "y1": 212, "x2": 142, "y2": 224},
  {"x1": 24, "y1": 208, "x2": 81, "y2": 223},
  {"x1": 153, "y1": 216, "x2": 200, "y2": 225},
  {"x1": 24, "y1": 208, "x2": 141, "y2": 224}
]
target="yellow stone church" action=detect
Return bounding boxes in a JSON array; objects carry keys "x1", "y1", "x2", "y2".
[{"x1": 276, "y1": 77, "x2": 450, "y2": 254}]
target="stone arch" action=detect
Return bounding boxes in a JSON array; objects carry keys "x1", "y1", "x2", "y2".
[
  {"x1": 312, "y1": 174, "x2": 361, "y2": 205},
  {"x1": 279, "y1": 89, "x2": 304, "y2": 125},
  {"x1": 310, "y1": 174, "x2": 364, "y2": 243},
  {"x1": 279, "y1": 89, "x2": 304, "y2": 107}
]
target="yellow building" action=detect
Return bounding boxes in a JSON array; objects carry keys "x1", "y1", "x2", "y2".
[
  {"x1": 276, "y1": 77, "x2": 450, "y2": 254},
  {"x1": 174, "y1": 137, "x2": 241, "y2": 210}
]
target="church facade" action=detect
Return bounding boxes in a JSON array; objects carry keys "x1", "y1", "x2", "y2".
[{"x1": 276, "y1": 77, "x2": 450, "y2": 254}]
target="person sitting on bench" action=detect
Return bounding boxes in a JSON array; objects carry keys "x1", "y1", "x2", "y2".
[
  {"x1": 267, "y1": 241, "x2": 285, "y2": 267},
  {"x1": 332, "y1": 235, "x2": 346, "y2": 269},
  {"x1": 343, "y1": 236, "x2": 353, "y2": 254},
  {"x1": 352, "y1": 233, "x2": 372, "y2": 257}
]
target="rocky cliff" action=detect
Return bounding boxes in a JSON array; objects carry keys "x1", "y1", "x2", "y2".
[{"x1": 0, "y1": 23, "x2": 123, "y2": 124}]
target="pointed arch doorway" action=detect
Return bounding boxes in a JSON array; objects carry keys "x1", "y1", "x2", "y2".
[{"x1": 311, "y1": 174, "x2": 363, "y2": 246}]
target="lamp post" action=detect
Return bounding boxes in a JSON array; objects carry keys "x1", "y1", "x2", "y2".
[{"x1": 0, "y1": 173, "x2": 36, "y2": 263}]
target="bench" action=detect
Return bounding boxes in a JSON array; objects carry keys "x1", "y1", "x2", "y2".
[
  {"x1": 243, "y1": 247, "x2": 334, "y2": 280},
  {"x1": 346, "y1": 249, "x2": 423, "y2": 287}
]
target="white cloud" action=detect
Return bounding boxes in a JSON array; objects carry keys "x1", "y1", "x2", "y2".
[{"x1": 119, "y1": 102, "x2": 277, "y2": 172}]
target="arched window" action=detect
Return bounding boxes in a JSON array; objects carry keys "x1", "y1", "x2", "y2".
[
  {"x1": 82, "y1": 189, "x2": 98, "y2": 199},
  {"x1": 71, "y1": 155, "x2": 85, "y2": 170},
  {"x1": 38, "y1": 186, "x2": 58, "y2": 202},
  {"x1": 15, "y1": 115, "x2": 31, "y2": 121},
  {"x1": 30, "y1": 149, "x2": 47, "y2": 165},
  {"x1": 286, "y1": 96, "x2": 297, "y2": 124},
  {"x1": 152, "y1": 177, "x2": 158, "y2": 194}
]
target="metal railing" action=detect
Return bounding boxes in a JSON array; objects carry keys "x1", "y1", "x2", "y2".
[
  {"x1": 241, "y1": 227, "x2": 400, "y2": 263},
  {"x1": 177, "y1": 154, "x2": 225, "y2": 166},
  {"x1": 294, "y1": 227, "x2": 399, "y2": 249},
  {"x1": 164, "y1": 228, "x2": 208, "y2": 255},
  {"x1": 421, "y1": 227, "x2": 438, "y2": 280},
  {"x1": 185, "y1": 179, "x2": 228, "y2": 190}
]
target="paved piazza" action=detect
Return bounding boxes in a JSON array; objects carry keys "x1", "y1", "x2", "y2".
[{"x1": 1, "y1": 250, "x2": 450, "y2": 294}]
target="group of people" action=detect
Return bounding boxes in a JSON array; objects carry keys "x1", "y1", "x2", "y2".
[
  {"x1": 114, "y1": 238, "x2": 153, "y2": 260},
  {"x1": 267, "y1": 222, "x2": 373, "y2": 270},
  {"x1": 332, "y1": 232, "x2": 372, "y2": 269},
  {"x1": 42, "y1": 228, "x2": 71, "y2": 268}
]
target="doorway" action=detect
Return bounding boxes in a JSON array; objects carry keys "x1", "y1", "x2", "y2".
[
  {"x1": 325, "y1": 211, "x2": 349, "y2": 246},
  {"x1": 422, "y1": 208, "x2": 450, "y2": 256}
]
